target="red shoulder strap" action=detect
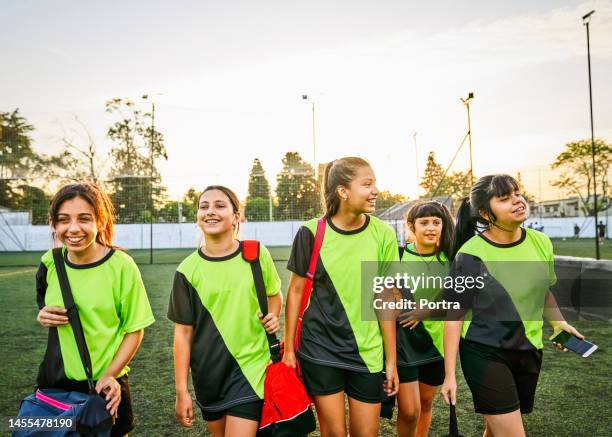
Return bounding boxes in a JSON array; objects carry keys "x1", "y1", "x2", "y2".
[
  {"x1": 298, "y1": 217, "x2": 327, "y2": 318},
  {"x1": 242, "y1": 240, "x2": 260, "y2": 262}
]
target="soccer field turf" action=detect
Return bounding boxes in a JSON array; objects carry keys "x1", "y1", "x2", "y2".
[
  {"x1": 1, "y1": 259, "x2": 611, "y2": 436},
  {"x1": 0, "y1": 238, "x2": 610, "y2": 267}
]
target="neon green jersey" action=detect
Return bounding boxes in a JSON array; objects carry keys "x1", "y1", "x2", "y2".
[
  {"x1": 396, "y1": 243, "x2": 448, "y2": 365},
  {"x1": 447, "y1": 228, "x2": 556, "y2": 350},
  {"x1": 288, "y1": 215, "x2": 399, "y2": 373},
  {"x1": 167, "y1": 242, "x2": 281, "y2": 411},
  {"x1": 37, "y1": 248, "x2": 155, "y2": 382}
]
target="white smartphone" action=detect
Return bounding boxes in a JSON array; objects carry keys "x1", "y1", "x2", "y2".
[{"x1": 552, "y1": 331, "x2": 598, "y2": 357}]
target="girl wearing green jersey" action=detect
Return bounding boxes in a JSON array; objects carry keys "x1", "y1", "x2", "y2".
[
  {"x1": 283, "y1": 157, "x2": 399, "y2": 437},
  {"x1": 440, "y1": 175, "x2": 583, "y2": 437},
  {"x1": 396, "y1": 200, "x2": 454, "y2": 437},
  {"x1": 170, "y1": 186, "x2": 283, "y2": 437},
  {"x1": 36, "y1": 182, "x2": 155, "y2": 436}
]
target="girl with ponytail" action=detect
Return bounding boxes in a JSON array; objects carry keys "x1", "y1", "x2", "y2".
[
  {"x1": 283, "y1": 157, "x2": 399, "y2": 437},
  {"x1": 440, "y1": 175, "x2": 583, "y2": 437}
]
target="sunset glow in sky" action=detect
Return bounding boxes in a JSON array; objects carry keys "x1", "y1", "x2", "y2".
[{"x1": 2, "y1": 0, "x2": 611, "y2": 201}]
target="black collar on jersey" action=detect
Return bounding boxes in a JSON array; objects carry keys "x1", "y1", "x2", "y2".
[
  {"x1": 198, "y1": 240, "x2": 242, "y2": 261},
  {"x1": 405, "y1": 243, "x2": 436, "y2": 257},
  {"x1": 63, "y1": 247, "x2": 115, "y2": 269},
  {"x1": 326, "y1": 214, "x2": 370, "y2": 235},
  {"x1": 477, "y1": 227, "x2": 526, "y2": 248}
]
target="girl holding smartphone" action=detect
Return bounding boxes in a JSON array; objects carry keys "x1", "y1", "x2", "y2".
[{"x1": 440, "y1": 175, "x2": 582, "y2": 437}]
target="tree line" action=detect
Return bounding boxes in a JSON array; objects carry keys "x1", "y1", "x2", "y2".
[{"x1": 1, "y1": 106, "x2": 609, "y2": 224}]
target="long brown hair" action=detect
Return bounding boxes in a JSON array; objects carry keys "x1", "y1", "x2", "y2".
[
  {"x1": 322, "y1": 157, "x2": 371, "y2": 217},
  {"x1": 452, "y1": 174, "x2": 521, "y2": 259},
  {"x1": 406, "y1": 200, "x2": 455, "y2": 262},
  {"x1": 49, "y1": 182, "x2": 116, "y2": 247}
]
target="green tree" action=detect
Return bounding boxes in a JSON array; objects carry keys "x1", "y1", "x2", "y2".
[
  {"x1": 419, "y1": 151, "x2": 473, "y2": 201},
  {"x1": 55, "y1": 116, "x2": 106, "y2": 183},
  {"x1": 551, "y1": 139, "x2": 611, "y2": 215},
  {"x1": 183, "y1": 187, "x2": 200, "y2": 211},
  {"x1": 275, "y1": 152, "x2": 320, "y2": 220},
  {"x1": 245, "y1": 158, "x2": 271, "y2": 221},
  {"x1": 0, "y1": 109, "x2": 37, "y2": 208},
  {"x1": 245, "y1": 197, "x2": 271, "y2": 222},
  {"x1": 157, "y1": 200, "x2": 196, "y2": 223},
  {"x1": 0, "y1": 110, "x2": 67, "y2": 222},
  {"x1": 15, "y1": 185, "x2": 50, "y2": 225},
  {"x1": 446, "y1": 171, "x2": 473, "y2": 200},
  {"x1": 105, "y1": 98, "x2": 168, "y2": 223},
  {"x1": 376, "y1": 190, "x2": 407, "y2": 212},
  {"x1": 420, "y1": 152, "x2": 450, "y2": 197}
]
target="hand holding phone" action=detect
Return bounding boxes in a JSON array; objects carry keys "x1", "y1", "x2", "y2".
[{"x1": 551, "y1": 331, "x2": 598, "y2": 357}]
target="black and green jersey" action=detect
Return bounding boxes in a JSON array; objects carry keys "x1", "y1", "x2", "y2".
[
  {"x1": 396, "y1": 243, "x2": 448, "y2": 366},
  {"x1": 167, "y1": 242, "x2": 281, "y2": 412},
  {"x1": 446, "y1": 228, "x2": 556, "y2": 350},
  {"x1": 36, "y1": 248, "x2": 155, "y2": 387},
  {"x1": 287, "y1": 215, "x2": 399, "y2": 373}
]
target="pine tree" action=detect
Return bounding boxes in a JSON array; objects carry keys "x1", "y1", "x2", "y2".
[{"x1": 275, "y1": 152, "x2": 320, "y2": 220}]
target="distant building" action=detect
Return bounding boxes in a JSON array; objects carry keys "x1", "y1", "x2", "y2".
[
  {"x1": 377, "y1": 197, "x2": 455, "y2": 221},
  {"x1": 531, "y1": 196, "x2": 596, "y2": 218}
]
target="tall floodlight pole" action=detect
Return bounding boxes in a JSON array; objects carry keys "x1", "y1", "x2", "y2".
[
  {"x1": 413, "y1": 132, "x2": 420, "y2": 194},
  {"x1": 302, "y1": 94, "x2": 316, "y2": 175},
  {"x1": 460, "y1": 92, "x2": 475, "y2": 185},
  {"x1": 142, "y1": 94, "x2": 157, "y2": 264},
  {"x1": 583, "y1": 10, "x2": 600, "y2": 259}
]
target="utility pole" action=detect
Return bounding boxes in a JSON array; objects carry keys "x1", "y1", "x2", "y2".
[
  {"x1": 583, "y1": 10, "x2": 600, "y2": 259},
  {"x1": 461, "y1": 92, "x2": 475, "y2": 186}
]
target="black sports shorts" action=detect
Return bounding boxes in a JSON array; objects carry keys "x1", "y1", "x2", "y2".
[
  {"x1": 460, "y1": 339, "x2": 542, "y2": 415},
  {"x1": 398, "y1": 359, "x2": 445, "y2": 386},
  {"x1": 300, "y1": 358, "x2": 383, "y2": 404},
  {"x1": 201, "y1": 400, "x2": 264, "y2": 422}
]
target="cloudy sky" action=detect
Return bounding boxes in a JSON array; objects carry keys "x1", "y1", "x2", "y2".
[{"x1": 2, "y1": 0, "x2": 611, "y2": 201}]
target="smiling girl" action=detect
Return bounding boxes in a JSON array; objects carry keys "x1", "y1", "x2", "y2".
[
  {"x1": 440, "y1": 175, "x2": 583, "y2": 437},
  {"x1": 36, "y1": 182, "x2": 155, "y2": 437},
  {"x1": 283, "y1": 157, "x2": 399, "y2": 437},
  {"x1": 169, "y1": 185, "x2": 282, "y2": 437},
  {"x1": 396, "y1": 200, "x2": 454, "y2": 437}
]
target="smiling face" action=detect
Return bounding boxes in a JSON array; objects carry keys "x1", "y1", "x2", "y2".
[
  {"x1": 53, "y1": 196, "x2": 100, "y2": 256},
  {"x1": 197, "y1": 189, "x2": 239, "y2": 238},
  {"x1": 485, "y1": 189, "x2": 528, "y2": 227},
  {"x1": 410, "y1": 215, "x2": 443, "y2": 249},
  {"x1": 339, "y1": 165, "x2": 379, "y2": 214}
]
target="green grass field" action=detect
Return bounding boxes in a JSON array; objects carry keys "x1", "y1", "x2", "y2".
[
  {"x1": 0, "y1": 238, "x2": 610, "y2": 268},
  {"x1": 1, "y1": 244, "x2": 611, "y2": 436}
]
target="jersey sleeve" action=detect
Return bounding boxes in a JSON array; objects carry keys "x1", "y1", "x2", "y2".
[
  {"x1": 260, "y1": 245, "x2": 281, "y2": 297},
  {"x1": 287, "y1": 225, "x2": 314, "y2": 277},
  {"x1": 36, "y1": 263, "x2": 48, "y2": 310},
  {"x1": 167, "y1": 271, "x2": 195, "y2": 325},
  {"x1": 379, "y1": 224, "x2": 400, "y2": 276},
  {"x1": 443, "y1": 252, "x2": 482, "y2": 313},
  {"x1": 119, "y1": 259, "x2": 156, "y2": 333},
  {"x1": 545, "y1": 235, "x2": 557, "y2": 287}
]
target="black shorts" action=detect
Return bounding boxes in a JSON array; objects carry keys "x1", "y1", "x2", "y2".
[
  {"x1": 398, "y1": 359, "x2": 445, "y2": 386},
  {"x1": 299, "y1": 358, "x2": 383, "y2": 404},
  {"x1": 460, "y1": 339, "x2": 543, "y2": 415},
  {"x1": 200, "y1": 400, "x2": 263, "y2": 422}
]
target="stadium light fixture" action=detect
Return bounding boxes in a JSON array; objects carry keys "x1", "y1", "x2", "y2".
[
  {"x1": 142, "y1": 93, "x2": 162, "y2": 264},
  {"x1": 301, "y1": 94, "x2": 317, "y2": 175},
  {"x1": 460, "y1": 92, "x2": 475, "y2": 185},
  {"x1": 582, "y1": 10, "x2": 600, "y2": 259}
]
